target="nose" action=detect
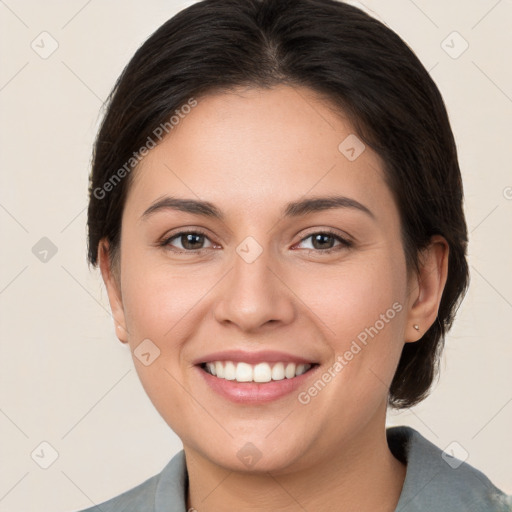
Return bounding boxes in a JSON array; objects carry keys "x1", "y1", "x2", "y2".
[{"x1": 212, "y1": 242, "x2": 296, "y2": 333}]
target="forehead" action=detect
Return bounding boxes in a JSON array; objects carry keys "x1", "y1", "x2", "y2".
[{"x1": 125, "y1": 85, "x2": 396, "y2": 224}]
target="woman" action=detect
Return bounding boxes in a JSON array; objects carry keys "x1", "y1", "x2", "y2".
[{"x1": 79, "y1": 0, "x2": 511, "y2": 510}]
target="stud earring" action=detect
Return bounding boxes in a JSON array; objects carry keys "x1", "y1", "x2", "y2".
[{"x1": 413, "y1": 324, "x2": 420, "y2": 331}]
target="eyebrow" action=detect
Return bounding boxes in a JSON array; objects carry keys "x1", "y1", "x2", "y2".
[{"x1": 140, "y1": 195, "x2": 375, "y2": 221}]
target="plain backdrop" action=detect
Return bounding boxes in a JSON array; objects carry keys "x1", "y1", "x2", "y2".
[{"x1": 0, "y1": 1, "x2": 511, "y2": 510}]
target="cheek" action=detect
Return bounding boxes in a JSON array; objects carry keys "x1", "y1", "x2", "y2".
[
  {"x1": 304, "y1": 252, "x2": 407, "y2": 389},
  {"x1": 305, "y1": 253, "x2": 405, "y2": 336},
  {"x1": 119, "y1": 261, "x2": 200, "y2": 429},
  {"x1": 120, "y1": 250, "x2": 211, "y2": 341}
]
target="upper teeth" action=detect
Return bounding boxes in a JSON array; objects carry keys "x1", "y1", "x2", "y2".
[{"x1": 204, "y1": 361, "x2": 313, "y2": 382}]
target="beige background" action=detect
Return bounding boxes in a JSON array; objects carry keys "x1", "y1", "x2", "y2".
[{"x1": 0, "y1": 0, "x2": 511, "y2": 510}]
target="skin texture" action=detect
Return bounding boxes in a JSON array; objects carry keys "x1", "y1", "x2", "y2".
[{"x1": 98, "y1": 84, "x2": 449, "y2": 511}]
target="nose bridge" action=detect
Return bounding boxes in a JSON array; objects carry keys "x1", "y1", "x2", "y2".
[{"x1": 212, "y1": 235, "x2": 295, "y2": 331}]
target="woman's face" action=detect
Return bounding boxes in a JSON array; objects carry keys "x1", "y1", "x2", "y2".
[{"x1": 104, "y1": 85, "x2": 423, "y2": 473}]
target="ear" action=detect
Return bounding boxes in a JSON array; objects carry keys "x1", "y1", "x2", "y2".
[
  {"x1": 98, "y1": 239, "x2": 128, "y2": 344},
  {"x1": 404, "y1": 235, "x2": 449, "y2": 343}
]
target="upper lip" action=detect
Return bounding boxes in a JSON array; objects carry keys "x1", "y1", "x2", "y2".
[{"x1": 193, "y1": 350, "x2": 318, "y2": 366}]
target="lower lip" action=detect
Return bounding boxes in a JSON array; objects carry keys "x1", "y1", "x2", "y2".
[{"x1": 196, "y1": 364, "x2": 320, "y2": 404}]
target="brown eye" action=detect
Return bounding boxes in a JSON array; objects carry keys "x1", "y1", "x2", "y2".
[
  {"x1": 162, "y1": 231, "x2": 214, "y2": 252},
  {"x1": 311, "y1": 233, "x2": 336, "y2": 250},
  {"x1": 297, "y1": 231, "x2": 352, "y2": 252}
]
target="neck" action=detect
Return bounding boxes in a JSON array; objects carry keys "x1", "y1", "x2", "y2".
[{"x1": 184, "y1": 413, "x2": 406, "y2": 512}]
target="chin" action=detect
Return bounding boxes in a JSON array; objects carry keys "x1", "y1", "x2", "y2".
[{"x1": 193, "y1": 434, "x2": 314, "y2": 474}]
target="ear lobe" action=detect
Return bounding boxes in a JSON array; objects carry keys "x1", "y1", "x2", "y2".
[
  {"x1": 405, "y1": 235, "x2": 449, "y2": 343},
  {"x1": 97, "y1": 239, "x2": 128, "y2": 344}
]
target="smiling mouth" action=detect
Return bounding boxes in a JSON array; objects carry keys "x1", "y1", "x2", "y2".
[{"x1": 199, "y1": 361, "x2": 319, "y2": 383}]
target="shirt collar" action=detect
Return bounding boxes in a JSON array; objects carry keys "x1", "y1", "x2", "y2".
[
  {"x1": 154, "y1": 449, "x2": 188, "y2": 512},
  {"x1": 388, "y1": 425, "x2": 507, "y2": 511}
]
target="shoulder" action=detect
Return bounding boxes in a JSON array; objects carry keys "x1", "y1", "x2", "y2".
[
  {"x1": 74, "y1": 474, "x2": 160, "y2": 512},
  {"x1": 387, "y1": 425, "x2": 512, "y2": 512},
  {"x1": 71, "y1": 450, "x2": 188, "y2": 512}
]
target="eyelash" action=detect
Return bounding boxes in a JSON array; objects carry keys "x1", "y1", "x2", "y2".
[{"x1": 159, "y1": 229, "x2": 353, "y2": 255}]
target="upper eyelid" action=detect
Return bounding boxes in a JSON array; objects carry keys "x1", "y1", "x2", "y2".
[{"x1": 296, "y1": 228, "x2": 351, "y2": 243}]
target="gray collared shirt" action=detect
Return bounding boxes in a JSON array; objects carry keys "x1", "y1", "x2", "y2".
[{"x1": 75, "y1": 426, "x2": 511, "y2": 511}]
